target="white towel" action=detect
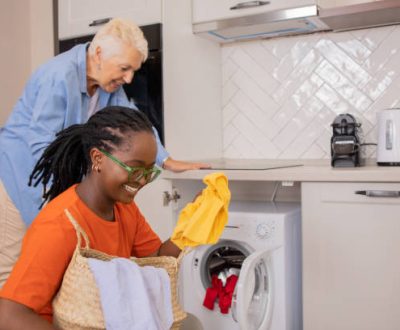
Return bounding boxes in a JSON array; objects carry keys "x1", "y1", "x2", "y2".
[{"x1": 88, "y1": 257, "x2": 173, "y2": 330}]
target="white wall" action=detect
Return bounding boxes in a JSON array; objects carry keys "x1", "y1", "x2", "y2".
[
  {"x1": 0, "y1": 0, "x2": 53, "y2": 126},
  {"x1": 221, "y1": 26, "x2": 400, "y2": 160},
  {"x1": 0, "y1": 1, "x2": 31, "y2": 125},
  {"x1": 29, "y1": 0, "x2": 54, "y2": 70}
]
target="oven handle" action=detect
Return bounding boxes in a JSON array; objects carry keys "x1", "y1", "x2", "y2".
[
  {"x1": 355, "y1": 190, "x2": 400, "y2": 198},
  {"x1": 89, "y1": 18, "x2": 112, "y2": 27}
]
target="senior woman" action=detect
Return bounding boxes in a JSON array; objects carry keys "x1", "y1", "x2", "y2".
[{"x1": 0, "y1": 18, "x2": 209, "y2": 288}]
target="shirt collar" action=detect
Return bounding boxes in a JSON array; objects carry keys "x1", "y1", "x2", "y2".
[{"x1": 78, "y1": 43, "x2": 90, "y2": 95}]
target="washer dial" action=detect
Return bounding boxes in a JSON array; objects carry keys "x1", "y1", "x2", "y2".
[{"x1": 256, "y1": 222, "x2": 274, "y2": 239}]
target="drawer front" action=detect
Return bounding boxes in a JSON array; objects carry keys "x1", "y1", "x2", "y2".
[
  {"x1": 58, "y1": 0, "x2": 162, "y2": 40},
  {"x1": 318, "y1": 182, "x2": 400, "y2": 204}
]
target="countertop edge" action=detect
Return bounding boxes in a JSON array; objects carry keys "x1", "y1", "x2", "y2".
[{"x1": 161, "y1": 163, "x2": 400, "y2": 182}]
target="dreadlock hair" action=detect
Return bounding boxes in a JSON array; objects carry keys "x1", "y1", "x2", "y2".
[{"x1": 29, "y1": 106, "x2": 154, "y2": 207}]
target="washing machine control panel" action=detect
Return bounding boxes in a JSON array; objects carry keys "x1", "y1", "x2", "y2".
[
  {"x1": 255, "y1": 221, "x2": 276, "y2": 240},
  {"x1": 225, "y1": 213, "x2": 278, "y2": 243},
  {"x1": 255, "y1": 222, "x2": 275, "y2": 239}
]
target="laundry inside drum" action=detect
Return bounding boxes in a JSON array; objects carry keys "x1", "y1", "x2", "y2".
[{"x1": 201, "y1": 241, "x2": 250, "y2": 289}]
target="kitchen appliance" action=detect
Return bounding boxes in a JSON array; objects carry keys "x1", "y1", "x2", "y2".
[
  {"x1": 377, "y1": 108, "x2": 400, "y2": 166},
  {"x1": 193, "y1": 0, "x2": 400, "y2": 43},
  {"x1": 180, "y1": 201, "x2": 302, "y2": 330},
  {"x1": 330, "y1": 114, "x2": 362, "y2": 168},
  {"x1": 192, "y1": 1, "x2": 328, "y2": 42}
]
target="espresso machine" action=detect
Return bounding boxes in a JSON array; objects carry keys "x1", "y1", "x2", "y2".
[{"x1": 331, "y1": 114, "x2": 362, "y2": 167}]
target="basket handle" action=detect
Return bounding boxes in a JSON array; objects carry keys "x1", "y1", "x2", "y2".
[{"x1": 64, "y1": 209, "x2": 90, "y2": 250}]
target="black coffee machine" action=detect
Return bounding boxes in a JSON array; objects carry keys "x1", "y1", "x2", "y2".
[{"x1": 331, "y1": 114, "x2": 362, "y2": 167}]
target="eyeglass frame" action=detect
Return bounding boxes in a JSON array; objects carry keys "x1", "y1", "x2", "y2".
[{"x1": 98, "y1": 148, "x2": 161, "y2": 183}]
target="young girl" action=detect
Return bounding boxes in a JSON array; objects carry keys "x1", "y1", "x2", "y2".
[{"x1": 0, "y1": 106, "x2": 180, "y2": 330}]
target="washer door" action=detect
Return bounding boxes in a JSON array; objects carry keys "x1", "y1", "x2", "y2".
[
  {"x1": 198, "y1": 240, "x2": 251, "y2": 290},
  {"x1": 232, "y1": 246, "x2": 279, "y2": 330}
]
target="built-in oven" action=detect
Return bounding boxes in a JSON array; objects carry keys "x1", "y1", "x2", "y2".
[{"x1": 58, "y1": 23, "x2": 164, "y2": 144}]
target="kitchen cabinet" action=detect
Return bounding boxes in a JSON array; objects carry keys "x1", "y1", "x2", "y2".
[
  {"x1": 302, "y1": 182, "x2": 400, "y2": 330},
  {"x1": 192, "y1": 0, "x2": 315, "y2": 24},
  {"x1": 58, "y1": 0, "x2": 162, "y2": 39}
]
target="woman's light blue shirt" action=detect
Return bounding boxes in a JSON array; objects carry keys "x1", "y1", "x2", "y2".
[{"x1": 0, "y1": 44, "x2": 168, "y2": 225}]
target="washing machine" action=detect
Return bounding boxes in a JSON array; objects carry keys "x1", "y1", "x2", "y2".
[{"x1": 179, "y1": 201, "x2": 302, "y2": 330}]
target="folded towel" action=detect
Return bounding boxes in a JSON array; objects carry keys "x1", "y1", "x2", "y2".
[
  {"x1": 171, "y1": 172, "x2": 231, "y2": 249},
  {"x1": 88, "y1": 257, "x2": 173, "y2": 330}
]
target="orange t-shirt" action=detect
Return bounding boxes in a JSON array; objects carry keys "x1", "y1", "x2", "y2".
[{"x1": 0, "y1": 184, "x2": 162, "y2": 322}]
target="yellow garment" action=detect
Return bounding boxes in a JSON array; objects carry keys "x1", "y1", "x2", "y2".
[{"x1": 171, "y1": 172, "x2": 231, "y2": 250}]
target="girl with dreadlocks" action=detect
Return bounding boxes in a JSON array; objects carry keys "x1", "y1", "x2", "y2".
[{"x1": 0, "y1": 106, "x2": 180, "y2": 330}]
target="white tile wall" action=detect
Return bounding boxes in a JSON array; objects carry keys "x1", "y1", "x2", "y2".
[{"x1": 221, "y1": 25, "x2": 400, "y2": 159}]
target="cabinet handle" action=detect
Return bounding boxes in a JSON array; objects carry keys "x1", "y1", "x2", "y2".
[
  {"x1": 88, "y1": 18, "x2": 112, "y2": 27},
  {"x1": 230, "y1": 1, "x2": 270, "y2": 10},
  {"x1": 163, "y1": 190, "x2": 181, "y2": 206},
  {"x1": 355, "y1": 190, "x2": 400, "y2": 198}
]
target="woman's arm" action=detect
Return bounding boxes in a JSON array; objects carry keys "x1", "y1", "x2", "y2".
[{"x1": 0, "y1": 298, "x2": 55, "y2": 330}]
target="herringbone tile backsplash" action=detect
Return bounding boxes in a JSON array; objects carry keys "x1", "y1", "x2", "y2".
[{"x1": 221, "y1": 25, "x2": 400, "y2": 159}]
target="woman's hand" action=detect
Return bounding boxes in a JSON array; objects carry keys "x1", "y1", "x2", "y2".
[{"x1": 162, "y1": 157, "x2": 211, "y2": 173}]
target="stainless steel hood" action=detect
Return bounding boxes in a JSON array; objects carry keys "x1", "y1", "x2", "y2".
[
  {"x1": 319, "y1": 0, "x2": 400, "y2": 32},
  {"x1": 193, "y1": 0, "x2": 400, "y2": 43},
  {"x1": 193, "y1": 4, "x2": 329, "y2": 42}
]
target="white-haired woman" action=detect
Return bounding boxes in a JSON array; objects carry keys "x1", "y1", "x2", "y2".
[{"x1": 0, "y1": 18, "x2": 209, "y2": 288}]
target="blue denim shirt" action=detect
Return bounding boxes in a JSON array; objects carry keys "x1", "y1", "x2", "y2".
[{"x1": 0, "y1": 43, "x2": 168, "y2": 225}]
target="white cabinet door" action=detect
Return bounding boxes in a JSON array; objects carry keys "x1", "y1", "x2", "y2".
[
  {"x1": 134, "y1": 178, "x2": 175, "y2": 242},
  {"x1": 58, "y1": 0, "x2": 161, "y2": 39},
  {"x1": 192, "y1": 0, "x2": 315, "y2": 24},
  {"x1": 302, "y1": 182, "x2": 400, "y2": 330}
]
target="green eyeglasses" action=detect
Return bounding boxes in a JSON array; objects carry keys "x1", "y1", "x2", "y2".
[{"x1": 98, "y1": 149, "x2": 161, "y2": 184}]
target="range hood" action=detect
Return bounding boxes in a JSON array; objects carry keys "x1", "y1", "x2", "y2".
[
  {"x1": 319, "y1": 0, "x2": 400, "y2": 32},
  {"x1": 193, "y1": 4, "x2": 329, "y2": 42},
  {"x1": 193, "y1": 0, "x2": 400, "y2": 43}
]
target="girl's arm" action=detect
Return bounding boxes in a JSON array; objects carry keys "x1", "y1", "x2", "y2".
[
  {"x1": 0, "y1": 298, "x2": 55, "y2": 330},
  {"x1": 146, "y1": 239, "x2": 181, "y2": 258},
  {"x1": 158, "y1": 239, "x2": 181, "y2": 257}
]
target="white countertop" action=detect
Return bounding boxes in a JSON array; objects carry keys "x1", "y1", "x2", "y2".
[{"x1": 161, "y1": 159, "x2": 400, "y2": 182}]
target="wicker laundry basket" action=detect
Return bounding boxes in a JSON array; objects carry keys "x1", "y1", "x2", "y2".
[{"x1": 52, "y1": 209, "x2": 187, "y2": 330}]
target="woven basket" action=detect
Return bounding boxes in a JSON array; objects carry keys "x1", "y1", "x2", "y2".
[{"x1": 52, "y1": 209, "x2": 187, "y2": 330}]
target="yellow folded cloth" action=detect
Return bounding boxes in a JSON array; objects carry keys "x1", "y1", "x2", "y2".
[{"x1": 171, "y1": 172, "x2": 231, "y2": 250}]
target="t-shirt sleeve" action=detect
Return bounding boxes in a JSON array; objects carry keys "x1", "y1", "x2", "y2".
[
  {"x1": 128, "y1": 204, "x2": 162, "y2": 257},
  {"x1": 0, "y1": 216, "x2": 75, "y2": 314}
]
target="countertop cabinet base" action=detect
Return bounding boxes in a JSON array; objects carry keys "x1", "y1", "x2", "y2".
[{"x1": 301, "y1": 182, "x2": 400, "y2": 330}]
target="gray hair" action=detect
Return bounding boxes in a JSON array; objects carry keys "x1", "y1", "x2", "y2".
[{"x1": 88, "y1": 18, "x2": 148, "y2": 62}]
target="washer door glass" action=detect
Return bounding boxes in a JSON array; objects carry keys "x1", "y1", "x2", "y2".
[
  {"x1": 232, "y1": 248, "x2": 274, "y2": 330},
  {"x1": 199, "y1": 240, "x2": 251, "y2": 290}
]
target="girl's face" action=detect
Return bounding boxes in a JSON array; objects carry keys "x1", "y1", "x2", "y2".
[{"x1": 95, "y1": 131, "x2": 157, "y2": 204}]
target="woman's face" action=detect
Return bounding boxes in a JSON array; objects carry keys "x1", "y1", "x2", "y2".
[
  {"x1": 95, "y1": 131, "x2": 157, "y2": 204},
  {"x1": 96, "y1": 43, "x2": 143, "y2": 93}
]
